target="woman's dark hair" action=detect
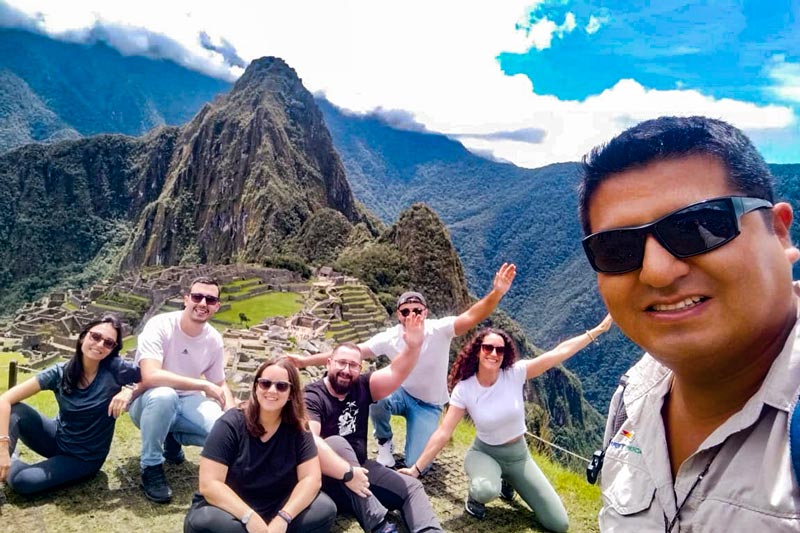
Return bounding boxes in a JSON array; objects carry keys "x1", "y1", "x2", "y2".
[
  {"x1": 62, "y1": 315, "x2": 124, "y2": 395},
  {"x1": 448, "y1": 328, "x2": 518, "y2": 392},
  {"x1": 244, "y1": 356, "x2": 308, "y2": 437}
]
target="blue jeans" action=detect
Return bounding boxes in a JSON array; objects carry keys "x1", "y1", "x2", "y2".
[
  {"x1": 369, "y1": 387, "x2": 442, "y2": 468},
  {"x1": 129, "y1": 387, "x2": 223, "y2": 468}
]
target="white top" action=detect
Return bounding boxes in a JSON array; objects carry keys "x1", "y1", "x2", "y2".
[
  {"x1": 361, "y1": 316, "x2": 456, "y2": 405},
  {"x1": 135, "y1": 311, "x2": 225, "y2": 396},
  {"x1": 598, "y1": 308, "x2": 800, "y2": 531},
  {"x1": 449, "y1": 360, "x2": 527, "y2": 445}
]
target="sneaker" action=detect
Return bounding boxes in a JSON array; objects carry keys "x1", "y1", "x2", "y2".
[
  {"x1": 500, "y1": 479, "x2": 515, "y2": 501},
  {"x1": 372, "y1": 520, "x2": 398, "y2": 533},
  {"x1": 375, "y1": 439, "x2": 395, "y2": 468},
  {"x1": 163, "y1": 432, "x2": 185, "y2": 465},
  {"x1": 465, "y1": 495, "x2": 486, "y2": 520},
  {"x1": 141, "y1": 464, "x2": 173, "y2": 503}
]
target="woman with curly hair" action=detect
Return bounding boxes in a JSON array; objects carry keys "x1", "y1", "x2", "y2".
[
  {"x1": 399, "y1": 315, "x2": 613, "y2": 532},
  {"x1": 185, "y1": 356, "x2": 336, "y2": 533},
  {"x1": 0, "y1": 315, "x2": 141, "y2": 494}
]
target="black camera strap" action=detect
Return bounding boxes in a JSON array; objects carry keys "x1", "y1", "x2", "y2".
[{"x1": 586, "y1": 374, "x2": 629, "y2": 484}]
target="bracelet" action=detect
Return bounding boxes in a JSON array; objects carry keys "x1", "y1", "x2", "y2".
[
  {"x1": 413, "y1": 463, "x2": 422, "y2": 475},
  {"x1": 586, "y1": 330, "x2": 596, "y2": 343},
  {"x1": 277, "y1": 509, "x2": 293, "y2": 524},
  {"x1": 0, "y1": 436, "x2": 10, "y2": 442}
]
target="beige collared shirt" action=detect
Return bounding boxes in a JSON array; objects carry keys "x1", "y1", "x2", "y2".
[{"x1": 599, "y1": 314, "x2": 800, "y2": 532}]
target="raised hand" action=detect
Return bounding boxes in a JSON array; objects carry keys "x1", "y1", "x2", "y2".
[
  {"x1": 493, "y1": 263, "x2": 517, "y2": 296},
  {"x1": 402, "y1": 311, "x2": 424, "y2": 350}
]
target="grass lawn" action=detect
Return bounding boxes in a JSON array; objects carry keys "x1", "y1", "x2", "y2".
[
  {"x1": 212, "y1": 291, "x2": 303, "y2": 326},
  {"x1": 121, "y1": 336, "x2": 137, "y2": 353},
  {"x1": 0, "y1": 352, "x2": 34, "y2": 391}
]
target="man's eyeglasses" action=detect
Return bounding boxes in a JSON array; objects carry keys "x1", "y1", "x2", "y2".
[
  {"x1": 332, "y1": 359, "x2": 361, "y2": 371},
  {"x1": 189, "y1": 293, "x2": 221, "y2": 305},
  {"x1": 256, "y1": 378, "x2": 292, "y2": 392},
  {"x1": 582, "y1": 196, "x2": 773, "y2": 274},
  {"x1": 480, "y1": 343, "x2": 506, "y2": 356},
  {"x1": 88, "y1": 331, "x2": 117, "y2": 350},
  {"x1": 399, "y1": 308, "x2": 424, "y2": 317}
]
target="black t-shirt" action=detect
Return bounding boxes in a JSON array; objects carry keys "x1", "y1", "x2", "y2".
[
  {"x1": 200, "y1": 409, "x2": 318, "y2": 518},
  {"x1": 37, "y1": 357, "x2": 141, "y2": 462},
  {"x1": 304, "y1": 372, "x2": 373, "y2": 464}
]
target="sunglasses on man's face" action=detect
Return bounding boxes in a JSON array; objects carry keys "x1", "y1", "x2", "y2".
[
  {"x1": 256, "y1": 378, "x2": 292, "y2": 393},
  {"x1": 582, "y1": 196, "x2": 773, "y2": 274},
  {"x1": 189, "y1": 292, "x2": 221, "y2": 305},
  {"x1": 399, "y1": 307, "x2": 424, "y2": 317},
  {"x1": 88, "y1": 331, "x2": 117, "y2": 350},
  {"x1": 480, "y1": 343, "x2": 506, "y2": 356}
]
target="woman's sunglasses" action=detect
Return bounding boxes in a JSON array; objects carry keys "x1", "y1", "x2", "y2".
[
  {"x1": 189, "y1": 292, "x2": 221, "y2": 305},
  {"x1": 87, "y1": 331, "x2": 118, "y2": 350},
  {"x1": 582, "y1": 196, "x2": 772, "y2": 274},
  {"x1": 256, "y1": 378, "x2": 292, "y2": 393},
  {"x1": 399, "y1": 308, "x2": 424, "y2": 317},
  {"x1": 480, "y1": 343, "x2": 506, "y2": 356}
]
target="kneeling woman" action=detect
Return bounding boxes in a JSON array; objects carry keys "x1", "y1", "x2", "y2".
[
  {"x1": 185, "y1": 356, "x2": 336, "y2": 533},
  {"x1": 0, "y1": 315, "x2": 140, "y2": 494},
  {"x1": 400, "y1": 315, "x2": 612, "y2": 532}
]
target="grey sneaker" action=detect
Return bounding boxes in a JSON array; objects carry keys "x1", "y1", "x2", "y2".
[
  {"x1": 163, "y1": 432, "x2": 185, "y2": 465},
  {"x1": 465, "y1": 495, "x2": 486, "y2": 519},
  {"x1": 500, "y1": 479, "x2": 515, "y2": 501},
  {"x1": 141, "y1": 464, "x2": 172, "y2": 503}
]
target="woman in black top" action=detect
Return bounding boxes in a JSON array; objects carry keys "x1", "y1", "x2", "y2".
[
  {"x1": 0, "y1": 315, "x2": 141, "y2": 494},
  {"x1": 185, "y1": 356, "x2": 336, "y2": 533}
]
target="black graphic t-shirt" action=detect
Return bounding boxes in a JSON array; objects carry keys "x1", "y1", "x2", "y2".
[{"x1": 304, "y1": 372, "x2": 374, "y2": 464}]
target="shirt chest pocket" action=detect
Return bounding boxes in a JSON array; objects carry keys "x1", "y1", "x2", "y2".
[{"x1": 601, "y1": 455, "x2": 658, "y2": 517}]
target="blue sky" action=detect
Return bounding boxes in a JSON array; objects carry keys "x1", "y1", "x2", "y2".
[{"x1": 2, "y1": 0, "x2": 798, "y2": 167}]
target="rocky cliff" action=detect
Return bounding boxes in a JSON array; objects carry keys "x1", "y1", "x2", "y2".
[{"x1": 121, "y1": 57, "x2": 360, "y2": 268}]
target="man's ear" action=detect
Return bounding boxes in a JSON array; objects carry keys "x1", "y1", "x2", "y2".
[{"x1": 772, "y1": 202, "x2": 799, "y2": 263}]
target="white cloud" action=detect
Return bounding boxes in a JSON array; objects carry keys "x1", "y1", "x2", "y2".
[
  {"x1": 3, "y1": 0, "x2": 796, "y2": 168},
  {"x1": 517, "y1": 10, "x2": 577, "y2": 51},
  {"x1": 767, "y1": 55, "x2": 800, "y2": 103},
  {"x1": 585, "y1": 15, "x2": 608, "y2": 34}
]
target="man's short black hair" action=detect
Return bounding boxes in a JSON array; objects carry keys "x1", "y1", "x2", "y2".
[
  {"x1": 578, "y1": 116, "x2": 775, "y2": 235},
  {"x1": 187, "y1": 276, "x2": 220, "y2": 294}
]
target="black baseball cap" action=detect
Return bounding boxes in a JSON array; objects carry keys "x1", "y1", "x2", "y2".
[{"x1": 396, "y1": 291, "x2": 427, "y2": 309}]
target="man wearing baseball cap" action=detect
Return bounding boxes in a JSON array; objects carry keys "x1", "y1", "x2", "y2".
[{"x1": 293, "y1": 263, "x2": 516, "y2": 471}]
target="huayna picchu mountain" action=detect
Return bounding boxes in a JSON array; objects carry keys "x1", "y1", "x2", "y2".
[{"x1": 121, "y1": 57, "x2": 361, "y2": 268}]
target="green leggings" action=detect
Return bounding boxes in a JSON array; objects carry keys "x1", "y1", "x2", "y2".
[{"x1": 464, "y1": 437, "x2": 569, "y2": 532}]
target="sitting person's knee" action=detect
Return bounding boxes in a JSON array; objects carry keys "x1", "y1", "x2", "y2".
[{"x1": 143, "y1": 387, "x2": 179, "y2": 408}]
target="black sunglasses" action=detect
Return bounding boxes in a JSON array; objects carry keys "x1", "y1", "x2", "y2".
[
  {"x1": 480, "y1": 343, "x2": 506, "y2": 356},
  {"x1": 583, "y1": 196, "x2": 772, "y2": 274},
  {"x1": 256, "y1": 378, "x2": 292, "y2": 393},
  {"x1": 189, "y1": 292, "x2": 221, "y2": 305},
  {"x1": 399, "y1": 308, "x2": 424, "y2": 317},
  {"x1": 88, "y1": 331, "x2": 118, "y2": 350}
]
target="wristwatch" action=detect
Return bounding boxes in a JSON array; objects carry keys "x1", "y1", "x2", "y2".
[
  {"x1": 240, "y1": 509, "x2": 254, "y2": 525},
  {"x1": 342, "y1": 465, "x2": 354, "y2": 482}
]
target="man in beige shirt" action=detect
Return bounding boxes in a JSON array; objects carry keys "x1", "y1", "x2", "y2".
[{"x1": 579, "y1": 116, "x2": 800, "y2": 531}]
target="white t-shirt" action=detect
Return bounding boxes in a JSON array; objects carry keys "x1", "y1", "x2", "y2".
[
  {"x1": 361, "y1": 316, "x2": 456, "y2": 406},
  {"x1": 449, "y1": 360, "x2": 527, "y2": 445},
  {"x1": 135, "y1": 311, "x2": 225, "y2": 396}
]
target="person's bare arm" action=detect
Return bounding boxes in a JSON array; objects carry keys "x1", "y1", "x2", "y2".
[
  {"x1": 308, "y1": 420, "x2": 371, "y2": 498},
  {"x1": 199, "y1": 457, "x2": 269, "y2": 533},
  {"x1": 398, "y1": 405, "x2": 466, "y2": 478},
  {"x1": 270, "y1": 456, "x2": 322, "y2": 530},
  {"x1": 0, "y1": 377, "x2": 41, "y2": 482},
  {"x1": 368, "y1": 313, "x2": 424, "y2": 401},
  {"x1": 524, "y1": 314, "x2": 613, "y2": 379},
  {"x1": 139, "y1": 359, "x2": 226, "y2": 406},
  {"x1": 454, "y1": 263, "x2": 517, "y2": 336}
]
